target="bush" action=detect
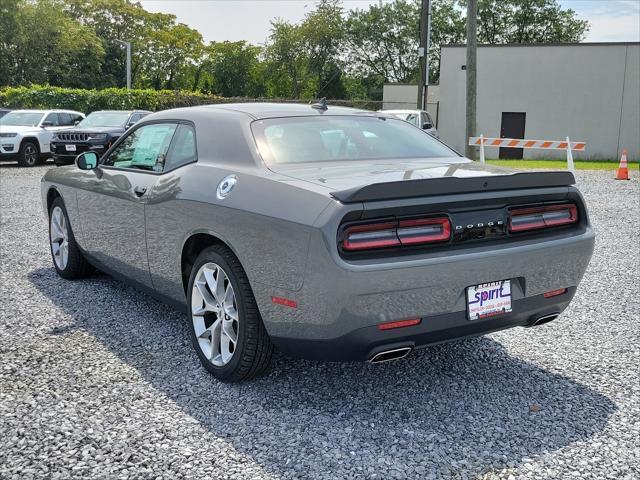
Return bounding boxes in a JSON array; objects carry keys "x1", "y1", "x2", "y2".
[
  {"x1": 0, "y1": 85, "x2": 381, "y2": 113},
  {"x1": 0, "y1": 85, "x2": 222, "y2": 113}
]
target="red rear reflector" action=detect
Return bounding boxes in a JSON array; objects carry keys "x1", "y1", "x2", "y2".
[
  {"x1": 271, "y1": 296, "x2": 298, "y2": 308},
  {"x1": 543, "y1": 288, "x2": 567, "y2": 298},
  {"x1": 342, "y1": 217, "x2": 451, "y2": 251},
  {"x1": 509, "y1": 204, "x2": 578, "y2": 233},
  {"x1": 378, "y1": 318, "x2": 421, "y2": 331}
]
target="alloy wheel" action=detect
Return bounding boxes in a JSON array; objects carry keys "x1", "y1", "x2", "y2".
[
  {"x1": 191, "y1": 262, "x2": 239, "y2": 367},
  {"x1": 24, "y1": 144, "x2": 38, "y2": 166},
  {"x1": 50, "y1": 206, "x2": 69, "y2": 270}
]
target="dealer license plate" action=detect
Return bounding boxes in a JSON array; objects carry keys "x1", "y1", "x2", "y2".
[
  {"x1": 466, "y1": 280, "x2": 512, "y2": 321},
  {"x1": 65, "y1": 144, "x2": 76, "y2": 152}
]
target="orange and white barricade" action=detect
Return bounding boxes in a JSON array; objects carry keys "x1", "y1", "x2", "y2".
[{"x1": 468, "y1": 135, "x2": 586, "y2": 172}]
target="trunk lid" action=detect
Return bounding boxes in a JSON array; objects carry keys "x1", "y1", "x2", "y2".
[{"x1": 269, "y1": 158, "x2": 575, "y2": 203}]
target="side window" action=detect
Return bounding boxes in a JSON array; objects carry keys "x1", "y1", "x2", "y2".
[
  {"x1": 44, "y1": 113, "x2": 61, "y2": 126},
  {"x1": 405, "y1": 113, "x2": 419, "y2": 127},
  {"x1": 128, "y1": 113, "x2": 142, "y2": 125},
  {"x1": 59, "y1": 113, "x2": 76, "y2": 126},
  {"x1": 103, "y1": 123, "x2": 177, "y2": 172},
  {"x1": 165, "y1": 124, "x2": 197, "y2": 171}
]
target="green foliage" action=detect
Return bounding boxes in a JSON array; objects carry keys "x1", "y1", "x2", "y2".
[
  {"x1": 0, "y1": 85, "x2": 221, "y2": 112},
  {"x1": 0, "y1": 0, "x2": 105, "y2": 87},
  {"x1": 474, "y1": 0, "x2": 590, "y2": 43},
  {"x1": 2, "y1": 0, "x2": 590, "y2": 96},
  {"x1": 344, "y1": 0, "x2": 421, "y2": 83}
]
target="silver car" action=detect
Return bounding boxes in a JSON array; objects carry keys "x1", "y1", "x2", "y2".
[
  {"x1": 379, "y1": 109, "x2": 439, "y2": 138},
  {"x1": 41, "y1": 103, "x2": 594, "y2": 382}
]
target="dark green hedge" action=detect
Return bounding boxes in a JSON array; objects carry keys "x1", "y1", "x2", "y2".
[
  {"x1": 0, "y1": 85, "x2": 222, "y2": 113},
  {"x1": 0, "y1": 85, "x2": 381, "y2": 113}
]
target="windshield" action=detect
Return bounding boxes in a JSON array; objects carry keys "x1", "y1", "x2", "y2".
[
  {"x1": 0, "y1": 112, "x2": 44, "y2": 127},
  {"x1": 79, "y1": 111, "x2": 130, "y2": 128},
  {"x1": 252, "y1": 116, "x2": 456, "y2": 165}
]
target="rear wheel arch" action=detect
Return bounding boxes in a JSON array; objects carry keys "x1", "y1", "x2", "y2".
[{"x1": 181, "y1": 232, "x2": 243, "y2": 293}]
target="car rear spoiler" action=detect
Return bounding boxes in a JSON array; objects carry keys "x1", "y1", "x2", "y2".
[{"x1": 330, "y1": 171, "x2": 576, "y2": 203}]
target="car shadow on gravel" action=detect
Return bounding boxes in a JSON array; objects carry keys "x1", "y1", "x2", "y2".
[{"x1": 29, "y1": 267, "x2": 616, "y2": 478}]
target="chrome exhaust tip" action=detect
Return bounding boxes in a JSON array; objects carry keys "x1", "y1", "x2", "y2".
[
  {"x1": 369, "y1": 347, "x2": 412, "y2": 364},
  {"x1": 530, "y1": 312, "x2": 560, "y2": 327}
]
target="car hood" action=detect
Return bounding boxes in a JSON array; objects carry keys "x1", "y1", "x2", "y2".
[
  {"x1": 269, "y1": 157, "x2": 519, "y2": 191},
  {"x1": 62, "y1": 126, "x2": 125, "y2": 134},
  {"x1": 0, "y1": 125, "x2": 42, "y2": 134}
]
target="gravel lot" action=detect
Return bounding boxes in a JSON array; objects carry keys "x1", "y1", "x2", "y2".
[{"x1": 1, "y1": 163, "x2": 638, "y2": 480}]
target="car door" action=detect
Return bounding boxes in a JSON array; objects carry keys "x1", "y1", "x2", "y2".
[
  {"x1": 40, "y1": 113, "x2": 66, "y2": 153},
  {"x1": 76, "y1": 122, "x2": 178, "y2": 287}
]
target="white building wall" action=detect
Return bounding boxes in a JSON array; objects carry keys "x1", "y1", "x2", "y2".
[
  {"x1": 382, "y1": 84, "x2": 440, "y2": 109},
  {"x1": 438, "y1": 43, "x2": 640, "y2": 161}
]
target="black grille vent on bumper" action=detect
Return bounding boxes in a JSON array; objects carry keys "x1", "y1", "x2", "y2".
[{"x1": 57, "y1": 133, "x2": 89, "y2": 142}]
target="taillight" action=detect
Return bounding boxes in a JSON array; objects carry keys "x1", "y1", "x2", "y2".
[
  {"x1": 509, "y1": 204, "x2": 578, "y2": 233},
  {"x1": 342, "y1": 222, "x2": 399, "y2": 250},
  {"x1": 342, "y1": 216, "x2": 451, "y2": 251}
]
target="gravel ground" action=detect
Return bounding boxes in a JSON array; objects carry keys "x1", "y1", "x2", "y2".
[{"x1": 0, "y1": 162, "x2": 638, "y2": 480}]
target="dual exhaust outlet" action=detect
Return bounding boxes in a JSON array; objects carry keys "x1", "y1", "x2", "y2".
[{"x1": 368, "y1": 312, "x2": 560, "y2": 363}]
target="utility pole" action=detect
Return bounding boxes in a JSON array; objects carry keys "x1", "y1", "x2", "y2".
[
  {"x1": 465, "y1": 0, "x2": 478, "y2": 159},
  {"x1": 115, "y1": 39, "x2": 132, "y2": 90},
  {"x1": 417, "y1": 0, "x2": 431, "y2": 110}
]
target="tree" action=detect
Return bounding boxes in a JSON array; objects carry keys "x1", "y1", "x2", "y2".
[
  {"x1": 344, "y1": 0, "x2": 420, "y2": 83},
  {"x1": 1, "y1": 0, "x2": 104, "y2": 87},
  {"x1": 201, "y1": 41, "x2": 262, "y2": 97},
  {"x1": 300, "y1": 0, "x2": 345, "y2": 98},
  {"x1": 264, "y1": 20, "x2": 310, "y2": 98},
  {"x1": 474, "y1": 0, "x2": 589, "y2": 44}
]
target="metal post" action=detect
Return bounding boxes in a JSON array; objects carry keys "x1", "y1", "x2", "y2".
[
  {"x1": 479, "y1": 134, "x2": 485, "y2": 164},
  {"x1": 465, "y1": 0, "x2": 478, "y2": 160},
  {"x1": 417, "y1": 0, "x2": 431, "y2": 110},
  {"x1": 566, "y1": 136, "x2": 575, "y2": 173},
  {"x1": 125, "y1": 42, "x2": 131, "y2": 90},
  {"x1": 115, "y1": 39, "x2": 132, "y2": 90}
]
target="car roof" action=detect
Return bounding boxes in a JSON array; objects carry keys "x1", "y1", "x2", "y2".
[
  {"x1": 87, "y1": 110, "x2": 151, "y2": 114},
  {"x1": 379, "y1": 109, "x2": 423, "y2": 114},
  {"x1": 192, "y1": 102, "x2": 371, "y2": 120},
  {"x1": 11, "y1": 109, "x2": 84, "y2": 114}
]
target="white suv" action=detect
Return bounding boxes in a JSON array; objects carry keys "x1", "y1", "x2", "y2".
[{"x1": 0, "y1": 109, "x2": 85, "y2": 167}]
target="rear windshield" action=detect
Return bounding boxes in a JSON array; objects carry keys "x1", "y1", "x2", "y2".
[
  {"x1": 251, "y1": 115, "x2": 456, "y2": 165},
  {"x1": 79, "y1": 111, "x2": 131, "y2": 128}
]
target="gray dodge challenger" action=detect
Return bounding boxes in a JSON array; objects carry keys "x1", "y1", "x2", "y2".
[{"x1": 41, "y1": 103, "x2": 595, "y2": 382}]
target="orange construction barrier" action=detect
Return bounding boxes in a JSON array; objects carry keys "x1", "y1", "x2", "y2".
[{"x1": 615, "y1": 149, "x2": 630, "y2": 180}]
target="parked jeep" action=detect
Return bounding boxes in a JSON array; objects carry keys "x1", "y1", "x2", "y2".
[
  {"x1": 0, "y1": 110, "x2": 85, "y2": 167},
  {"x1": 51, "y1": 110, "x2": 150, "y2": 166}
]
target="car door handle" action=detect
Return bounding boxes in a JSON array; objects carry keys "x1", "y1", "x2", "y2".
[{"x1": 133, "y1": 186, "x2": 147, "y2": 197}]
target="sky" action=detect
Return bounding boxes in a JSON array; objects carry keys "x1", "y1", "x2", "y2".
[{"x1": 139, "y1": 0, "x2": 640, "y2": 46}]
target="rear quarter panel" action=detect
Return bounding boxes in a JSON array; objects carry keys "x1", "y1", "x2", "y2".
[{"x1": 144, "y1": 162, "x2": 334, "y2": 305}]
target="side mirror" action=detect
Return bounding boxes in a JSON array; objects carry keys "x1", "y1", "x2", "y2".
[
  {"x1": 41, "y1": 121, "x2": 54, "y2": 128},
  {"x1": 76, "y1": 151, "x2": 99, "y2": 170},
  {"x1": 125, "y1": 123, "x2": 134, "y2": 129},
  {"x1": 74, "y1": 120, "x2": 81, "y2": 126},
  {"x1": 422, "y1": 122, "x2": 433, "y2": 130}
]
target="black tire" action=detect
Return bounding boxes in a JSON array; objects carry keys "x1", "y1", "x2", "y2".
[
  {"x1": 187, "y1": 245, "x2": 273, "y2": 382},
  {"x1": 17, "y1": 140, "x2": 40, "y2": 167},
  {"x1": 48, "y1": 197, "x2": 94, "y2": 279}
]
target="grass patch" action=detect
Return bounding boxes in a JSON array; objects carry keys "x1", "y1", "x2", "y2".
[{"x1": 486, "y1": 159, "x2": 637, "y2": 170}]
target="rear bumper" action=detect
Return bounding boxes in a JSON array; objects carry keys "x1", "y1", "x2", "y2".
[
  {"x1": 255, "y1": 225, "x2": 595, "y2": 361},
  {"x1": 271, "y1": 288, "x2": 575, "y2": 361}
]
